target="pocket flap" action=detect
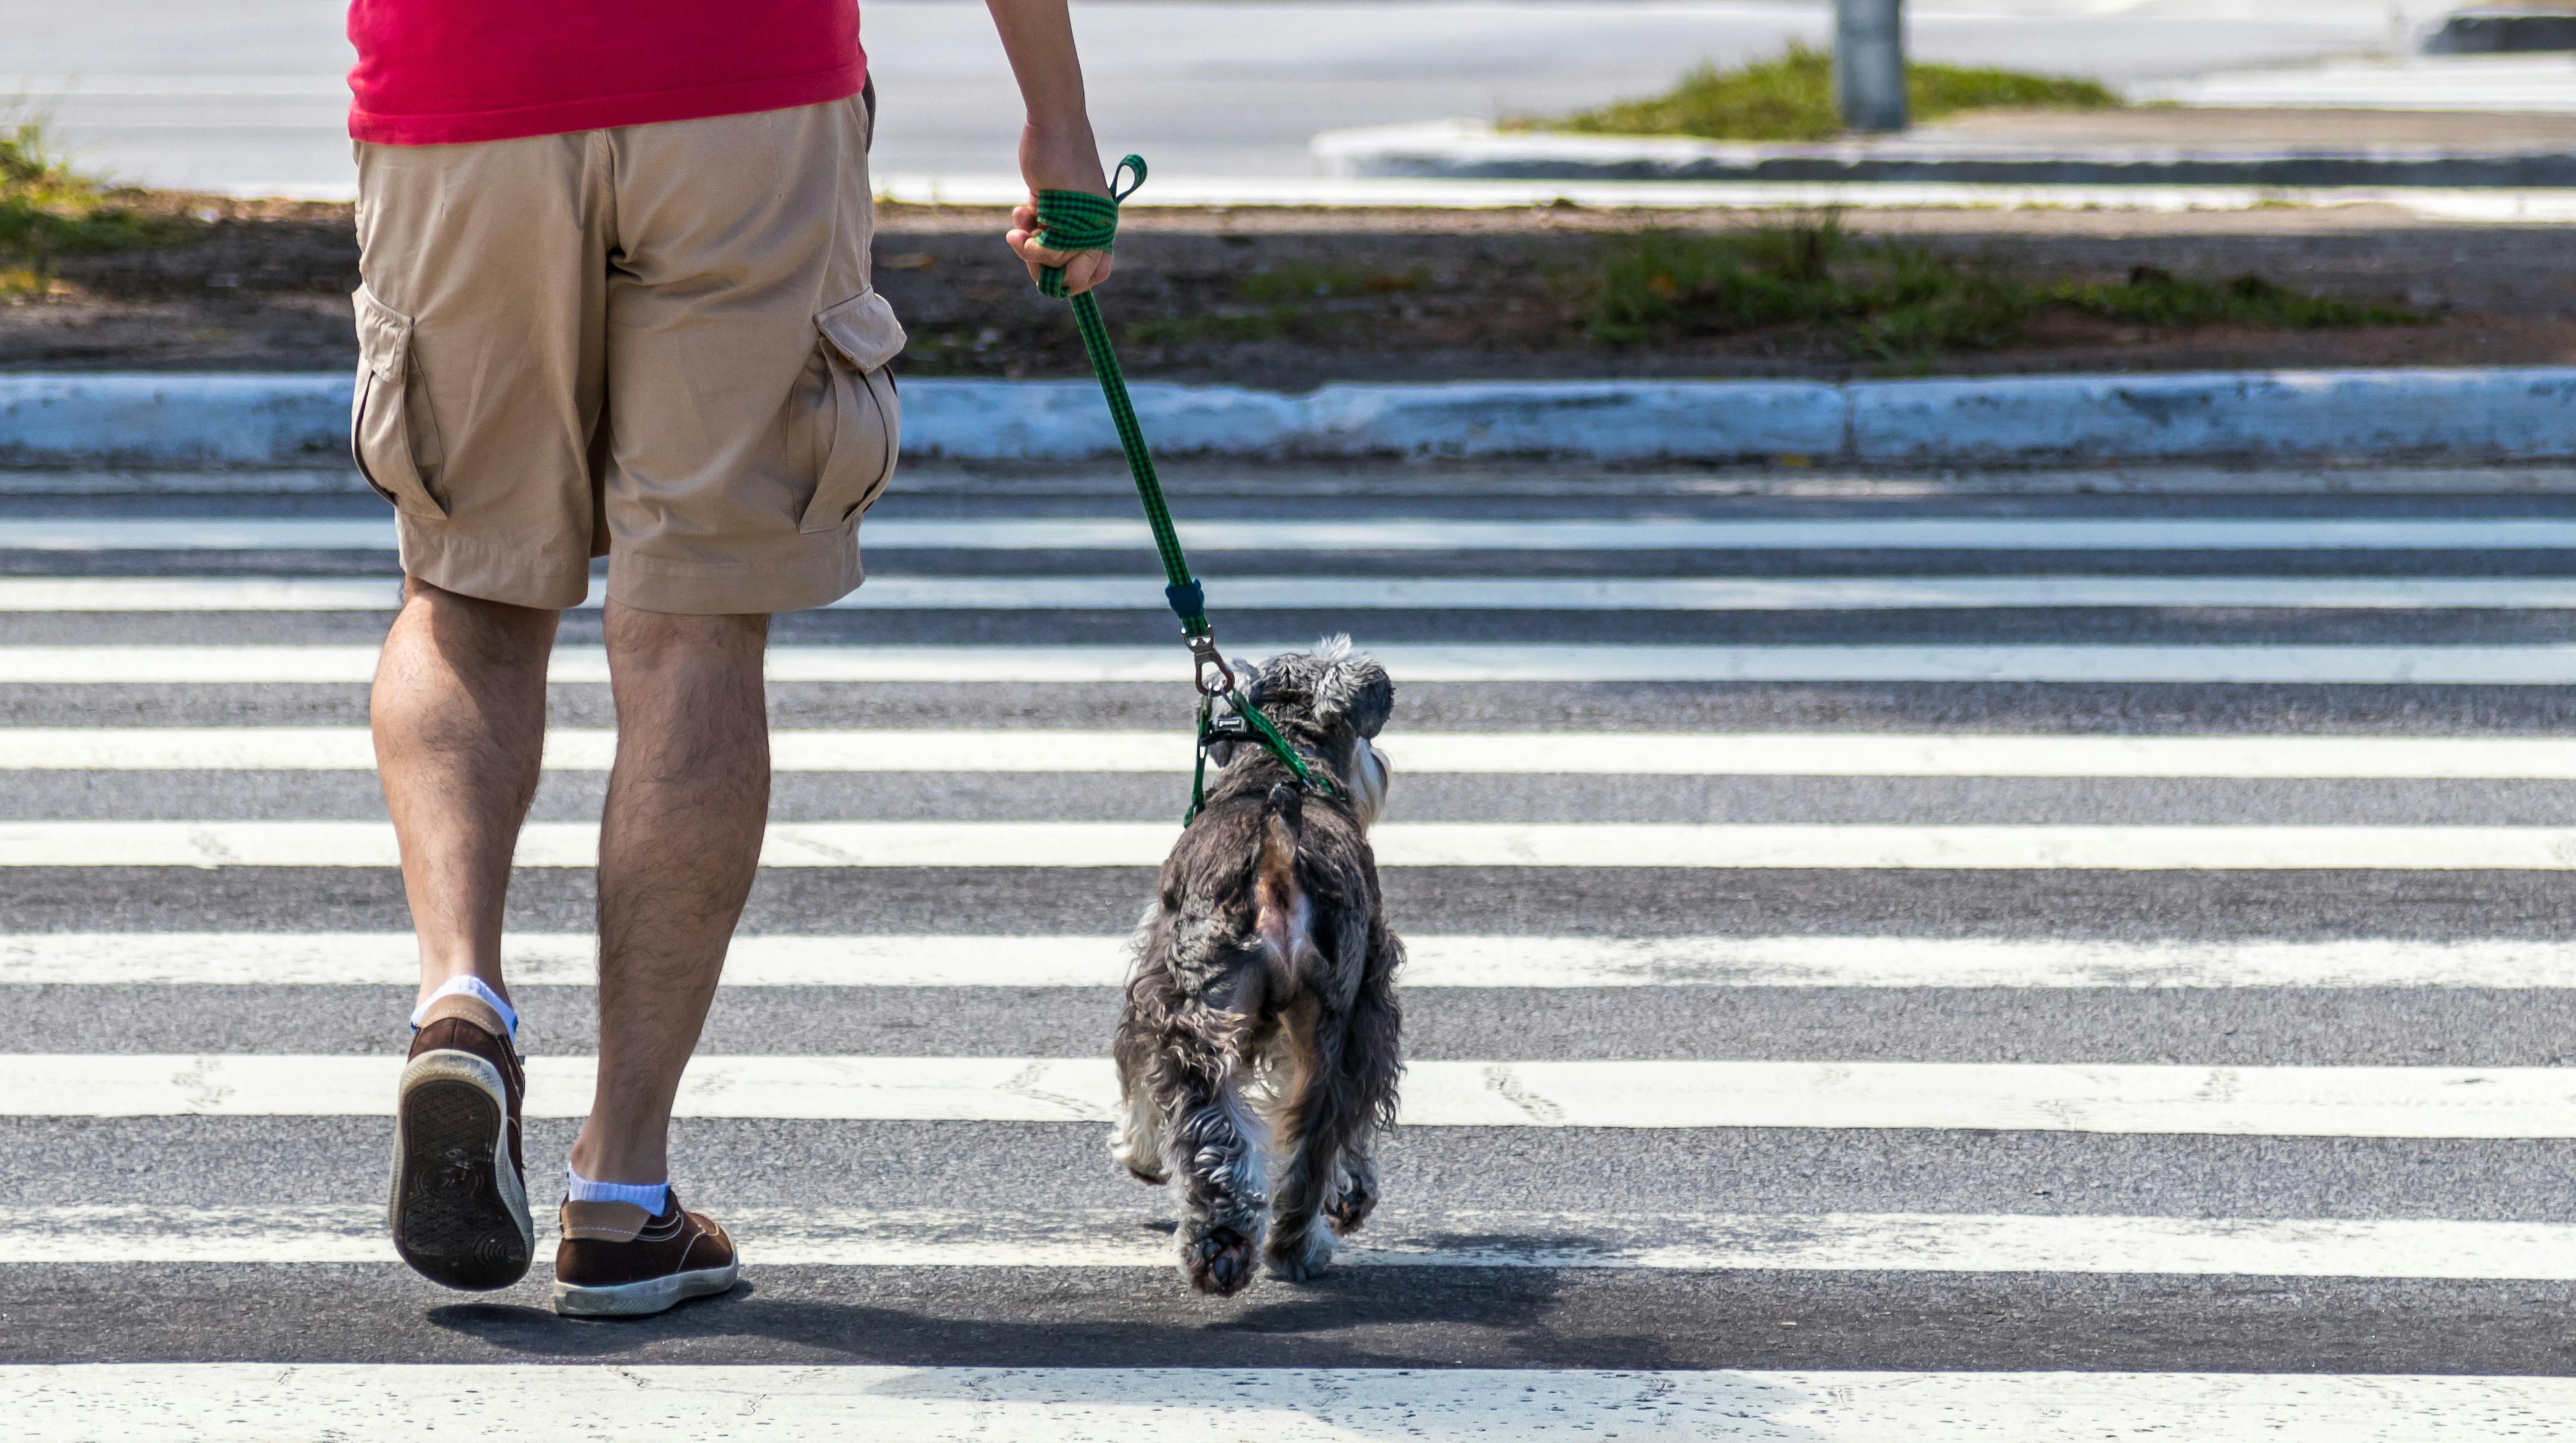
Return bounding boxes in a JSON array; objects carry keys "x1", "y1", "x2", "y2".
[
  {"x1": 351, "y1": 286, "x2": 414, "y2": 383},
  {"x1": 816, "y1": 289, "x2": 907, "y2": 372}
]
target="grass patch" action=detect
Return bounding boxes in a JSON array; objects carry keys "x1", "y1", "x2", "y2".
[
  {"x1": 1538, "y1": 44, "x2": 2119, "y2": 142},
  {"x1": 0, "y1": 122, "x2": 194, "y2": 294},
  {"x1": 1588, "y1": 221, "x2": 2419, "y2": 360}
]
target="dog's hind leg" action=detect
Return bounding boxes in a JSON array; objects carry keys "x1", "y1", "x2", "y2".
[
  {"x1": 1265, "y1": 1010, "x2": 1397, "y2": 1277},
  {"x1": 1260, "y1": 997, "x2": 1351, "y2": 1282},
  {"x1": 1165, "y1": 1047, "x2": 1270, "y2": 1295},
  {"x1": 1267, "y1": 937, "x2": 1406, "y2": 1278},
  {"x1": 1122, "y1": 892, "x2": 1274, "y2": 1294},
  {"x1": 1135, "y1": 955, "x2": 1273, "y2": 1296}
]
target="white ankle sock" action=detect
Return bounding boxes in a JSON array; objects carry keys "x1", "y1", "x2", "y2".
[
  {"x1": 409, "y1": 975, "x2": 518, "y2": 1041},
  {"x1": 565, "y1": 1166, "x2": 669, "y2": 1214}
]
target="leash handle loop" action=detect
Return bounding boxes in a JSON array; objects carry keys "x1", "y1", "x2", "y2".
[
  {"x1": 1111, "y1": 154, "x2": 1148, "y2": 202},
  {"x1": 1031, "y1": 152, "x2": 1143, "y2": 299}
]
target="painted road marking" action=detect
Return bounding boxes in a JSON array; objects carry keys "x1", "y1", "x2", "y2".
[
  {"x1": 12, "y1": 727, "x2": 2576, "y2": 778},
  {"x1": 7, "y1": 820, "x2": 2576, "y2": 870},
  {"x1": 18, "y1": 643, "x2": 2576, "y2": 685},
  {"x1": 13, "y1": 1364, "x2": 2571, "y2": 1442},
  {"x1": 12, "y1": 931, "x2": 2572, "y2": 989},
  {"x1": 11, "y1": 515, "x2": 2576, "y2": 552},
  {"x1": 12, "y1": 1204, "x2": 2576, "y2": 1279},
  {"x1": 22, "y1": 573, "x2": 2576, "y2": 611},
  {"x1": 11, "y1": 1054, "x2": 2576, "y2": 1136}
]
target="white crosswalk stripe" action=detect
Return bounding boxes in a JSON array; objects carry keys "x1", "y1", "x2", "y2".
[
  {"x1": 16, "y1": 931, "x2": 2574, "y2": 987},
  {"x1": 10, "y1": 1054, "x2": 2574, "y2": 1136},
  {"x1": 19, "y1": 641, "x2": 2576, "y2": 684},
  {"x1": 9, "y1": 818, "x2": 2576, "y2": 869},
  {"x1": 24, "y1": 573, "x2": 2576, "y2": 611},
  {"x1": 16, "y1": 1204, "x2": 2576, "y2": 1279},
  {"x1": 11, "y1": 726, "x2": 2576, "y2": 776},
  {"x1": 18, "y1": 1364, "x2": 2572, "y2": 1441},
  {"x1": 16, "y1": 514, "x2": 2576, "y2": 552},
  {"x1": 7, "y1": 483, "x2": 2574, "y2": 1432}
]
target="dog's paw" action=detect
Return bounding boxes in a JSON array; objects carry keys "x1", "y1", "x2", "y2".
[
  {"x1": 1325, "y1": 1168, "x2": 1379, "y2": 1236},
  {"x1": 1179, "y1": 1224, "x2": 1261, "y2": 1296},
  {"x1": 1264, "y1": 1224, "x2": 1335, "y2": 1283}
]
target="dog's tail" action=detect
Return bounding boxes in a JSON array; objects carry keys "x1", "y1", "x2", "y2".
[
  {"x1": 1256, "y1": 782, "x2": 1302, "y2": 910},
  {"x1": 1260, "y1": 782, "x2": 1302, "y2": 862}
]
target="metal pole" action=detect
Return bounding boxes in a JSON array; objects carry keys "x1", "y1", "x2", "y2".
[{"x1": 1834, "y1": 0, "x2": 1909, "y2": 133}]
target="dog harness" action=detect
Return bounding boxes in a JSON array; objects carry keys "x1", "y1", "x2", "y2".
[{"x1": 1033, "y1": 157, "x2": 1342, "y2": 823}]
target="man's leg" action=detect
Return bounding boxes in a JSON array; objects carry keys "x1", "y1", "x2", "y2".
[
  {"x1": 547, "y1": 97, "x2": 872, "y2": 1316},
  {"x1": 568, "y1": 601, "x2": 772, "y2": 1187},
  {"x1": 376, "y1": 579, "x2": 559, "y2": 1009},
  {"x1": 377, "y1": 577, "x2": 558, "y2": 1290}
]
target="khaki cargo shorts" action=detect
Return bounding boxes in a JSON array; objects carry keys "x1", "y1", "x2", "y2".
[{"x1": 351, "y1": 95, "x2": 902, "y2": 615}]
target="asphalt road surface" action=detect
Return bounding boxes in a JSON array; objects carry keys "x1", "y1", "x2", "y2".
[
  {"x1": 7, "y1": 459, "x2": 2576, "y2": 1436},
  {"x1": 3, "y1": 0, "x2": 2406, "y2": 195}
]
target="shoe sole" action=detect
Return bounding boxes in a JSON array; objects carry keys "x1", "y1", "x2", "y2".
[
  {"x1": 388, "y1": 1049, "x2": 533, "y2": 1291},
  {"x1": 552, "y1": 1260, "x2": 742, "y2": 1318}
]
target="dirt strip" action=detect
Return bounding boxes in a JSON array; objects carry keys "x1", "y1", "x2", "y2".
[{"x1": 6, "y1": 197, "x2": 2574, "y2": 383}]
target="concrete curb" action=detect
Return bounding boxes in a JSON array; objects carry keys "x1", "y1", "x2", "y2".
[
  {"x1": 0, "y1": 374, "x2": 354, "y2": 469},
  {"x1": 6, "y1": 368, "x2": 2574, "y2": 468},
  {"x1": 1850, "y1": 369, "x2": 2576, "y2": 467},
  {"x1": 1311, "y1": 119, "x2": 2576, "y2": 189}
]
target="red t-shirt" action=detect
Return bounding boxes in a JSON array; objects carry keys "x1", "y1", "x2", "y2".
[{"x1": 347, "y1": 1, "x2": 866, "y2": 146}]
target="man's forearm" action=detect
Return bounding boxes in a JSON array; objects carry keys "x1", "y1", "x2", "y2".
[
  {"x1": 989, "y1": 0, "x2": 1112, "y2": 288},
  {"x1": 984, "y1": 0, "x2": 1095, "y2": 133}
]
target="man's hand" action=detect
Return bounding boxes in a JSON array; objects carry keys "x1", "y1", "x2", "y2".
[
  {"x1": 986, "y1": 1, "x2": 1116, "y2": 295},
  {"x1": 1006, "y1": 121, "x2": 1115, "y2": 295}
]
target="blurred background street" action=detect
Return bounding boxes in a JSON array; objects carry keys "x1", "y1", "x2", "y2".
[{"x1": 0, "y1": 0, "x2": 2493, "y2": 193}]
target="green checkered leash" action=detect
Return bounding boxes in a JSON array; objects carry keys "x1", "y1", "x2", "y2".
[{"x1": 1033, "y1": 154, "x2": 1337, "y2": 822}]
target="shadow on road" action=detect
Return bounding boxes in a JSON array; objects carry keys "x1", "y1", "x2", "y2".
[{"x1": 423, "y1": 1258, "x2": 1685, "y2": 1369}]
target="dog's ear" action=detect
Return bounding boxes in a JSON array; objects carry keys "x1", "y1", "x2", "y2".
[{"x1": 1313, "y1": 650, "x2": 1394, "y2": 738}]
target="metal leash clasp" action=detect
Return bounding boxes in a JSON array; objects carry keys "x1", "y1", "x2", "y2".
[{"x1": 1187, "y1": 632, "x2": 1234, "y2": 698}]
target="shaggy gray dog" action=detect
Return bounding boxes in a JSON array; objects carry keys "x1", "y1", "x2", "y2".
[{"x1": 1110, "y1": 638, "x2": 1403, "y2": 1295}]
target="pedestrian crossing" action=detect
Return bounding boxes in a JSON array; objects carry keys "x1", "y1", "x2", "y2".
[
  {"x1": 19, "y1": 726, "x2": 2576, "y2": 775},
  {"x1": 19, "y1": 1364, "x2": 2571, "y2": 1442},
  {"x1": 16, "y1": 818, "x2": 2576, "y2": 869},
  {"x1": 20, "y1": 1203, "x2": 2576, "y2": 1280},
  {"x1": 11, "y1": 1053, "x2": 2575, "y2": 1135},
  {"x1": 7, "y1": 471, "x2": 2576, "y2": 1437},
  {"x1": 15, "y1": 512, "x2": 2576, "y2": 550},
  {"x1": 30, "y1": 574, "x2": 2576, "y2": 611},
  {"x1": 22, "y1": 641, "x2": 2576, "y2": 683},
  {"x1": 13, "y1": 931, "x2": 2574, "y2": 987}
]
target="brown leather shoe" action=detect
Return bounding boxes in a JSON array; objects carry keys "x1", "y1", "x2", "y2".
[
  {"x1": 387, "y1": 1013, "x2": 532, "y2": 1290},
  {"x1": 552, "y1": 1189, "x2": 740, "y2": 1318}
]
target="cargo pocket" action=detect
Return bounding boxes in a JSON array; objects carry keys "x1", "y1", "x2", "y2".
[
  {"x1": 798, "y1": 288, "x2": 905, "y2": 535},
  {"x1": 349, "y1": 285, "x2": 449, "y2": 519}
]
